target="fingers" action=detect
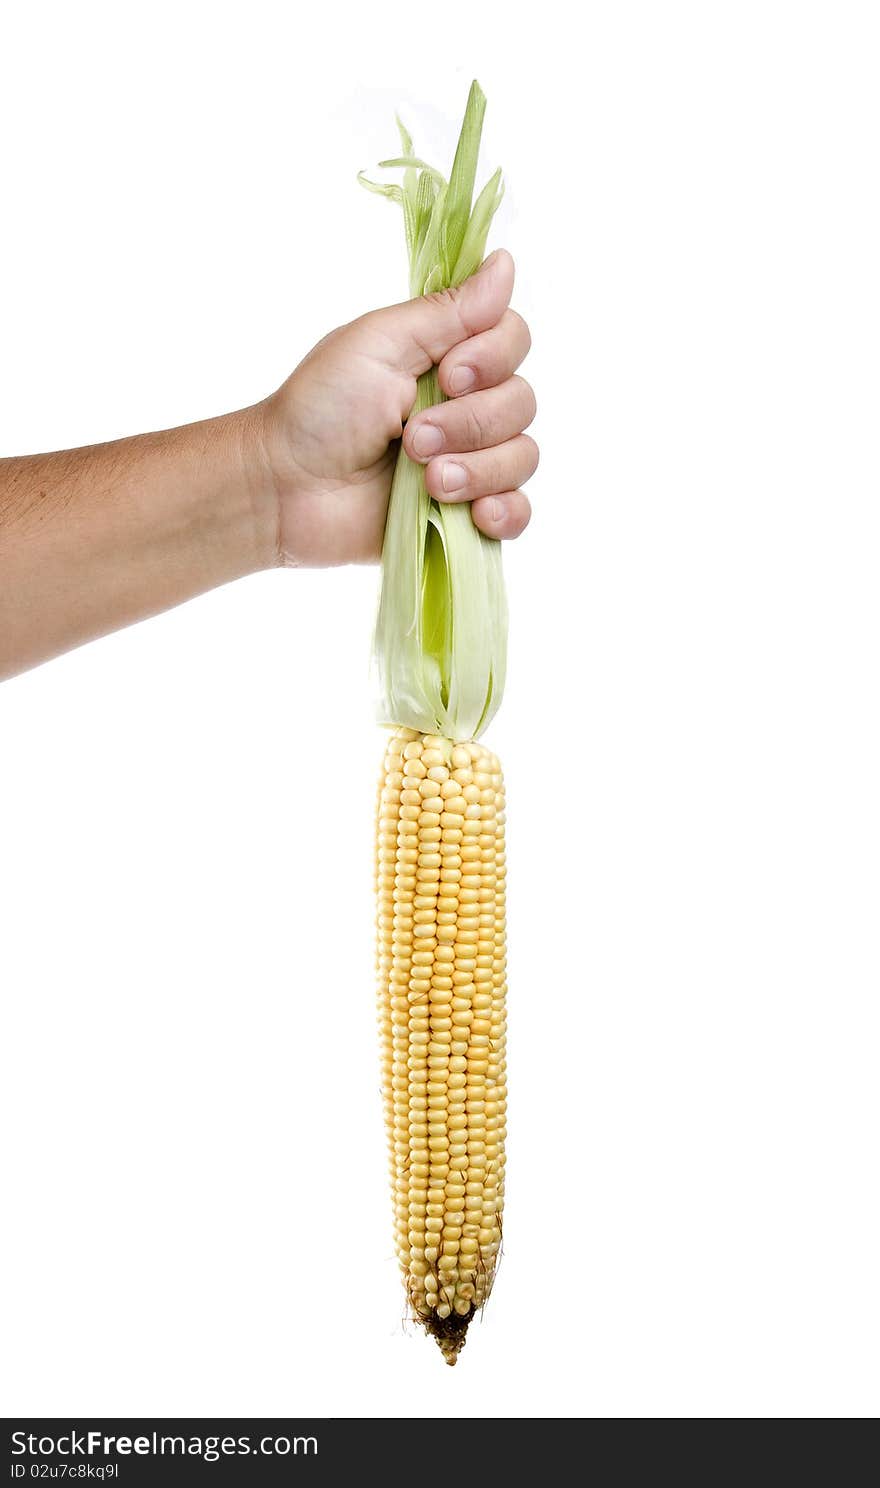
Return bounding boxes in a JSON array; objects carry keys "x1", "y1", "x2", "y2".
[
  {"x1": 407, "y1": 365, "x2": 539, "y2": 545},
  {"x1": 359, "y1": 245, "x2": 537, "y2": 541},
  {"x1": 422, "y1": 433, "x2": 539, "y2": 505},
  {"x1": 404, "y1": 376, "x2": 536, "y2": 463},
  {"x1": 471, "y1": 489, "x2": 532, "y2": 540},
  {"x1": 372, "y1": 249, "x2": 515, "y2": 377},
  {"x1": 437, "y1": 308, "x2": 531, "y2": 397}
]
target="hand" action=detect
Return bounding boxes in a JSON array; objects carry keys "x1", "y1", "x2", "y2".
[{"x1": 260, "y1": 250, "x2": 537, "y2": 566}]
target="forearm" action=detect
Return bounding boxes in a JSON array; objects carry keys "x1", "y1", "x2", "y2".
[{"x1": 0, "y1": 406, "x2": 278, "y2": 680}]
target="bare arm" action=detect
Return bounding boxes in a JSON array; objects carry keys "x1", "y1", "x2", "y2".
[{"x1": 0, "y1": 411, "x2": 276, "y2": 680}]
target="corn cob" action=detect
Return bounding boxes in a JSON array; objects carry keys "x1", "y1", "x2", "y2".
[{"x1": 376, "y1": 727, "x2": 507, "y2": 1365}]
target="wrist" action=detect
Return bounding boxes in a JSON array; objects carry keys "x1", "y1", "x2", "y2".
[
  {"x1": 226, "y1": 401, "x2": 283, "y2": 573},
  {"x1": 248, "y1": 386, "x2": 311, "y2": 568}
]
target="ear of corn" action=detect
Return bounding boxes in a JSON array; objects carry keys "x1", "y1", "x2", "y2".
[
  {"x1": 377, "y1": 728, "x2": 507, "y2": 1364},
  {"x1": 366, "y1": 83, "x2": 511, "y2": 1364}
]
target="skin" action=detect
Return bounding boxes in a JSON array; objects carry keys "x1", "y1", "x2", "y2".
[{"x1": 0, "y1": 250, "x2": 536, "y2": 681}]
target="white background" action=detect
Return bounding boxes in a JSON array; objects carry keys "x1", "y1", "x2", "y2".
[{"x1": 1, "y1": 0, "x2": 878, "y2": 1420}]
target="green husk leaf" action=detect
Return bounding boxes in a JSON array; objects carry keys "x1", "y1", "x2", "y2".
[
  {"x1": 357, "y1": 171, "x2": 404, "y2": 203},
  {"x1": 413, "y1": 169, "x2": 438, "y2": 261},
  {"x1": 411, "y1": 182, "x2": 448, "y2": 298},
  {"x1": 394, "y1": 121, "x2": 418, "y2": 252},
  {"x1": 441, "y1": 79, "x2": 487, "y2": 280},
  {"x1": 451, "y1": 167, "x2": 504, "y2": 285},
  {"x1": 365, "y1": 82, "x2": 507, "y2": 742},
  {"x1": 379, "y1": 157, "x2": 446, "y2": 186}
]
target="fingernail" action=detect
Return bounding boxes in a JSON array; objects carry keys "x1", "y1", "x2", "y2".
[
  {"x1": 490, "y1": 497, "x2": 503, "y2": 523},
  {"x1": 411, "y1": 423, "x2": 444, "y2": 459},
  {"x1": 480, "y1": 250, "x2": 500, "y2": 273},
  {"x1": 441, "y1": 462, "x2": 468, "y2": 493},
  {"x1": 448, "y1": 365, "x2": 476, "y2": 395}
]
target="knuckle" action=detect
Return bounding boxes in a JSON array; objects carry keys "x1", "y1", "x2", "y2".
[
  {"x1": 464, "y1": 403, "x2": 489, "y2": 449},
  {"x1": 427, "y1": 286, "x2": 457, "y2": 311},
  {"x1": 514, "y1": 376, "x2": 538, "y2": 425},
  {"x1": 507, "y1": 309, "x2": 532, "y2": 354},
  {"x1": 524, "y1": 434, "x2": 540, "y2": 471},
  {"x1": 427, "y1": 286, "x2": 469, "y2": 336}
]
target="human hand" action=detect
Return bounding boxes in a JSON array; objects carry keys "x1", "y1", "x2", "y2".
[{"x1": 259, "y1": 250, "x2": 537, "y2": 566}]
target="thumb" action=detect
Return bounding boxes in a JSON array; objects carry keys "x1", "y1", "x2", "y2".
[{"x1": 377, "y1": 249, "x2": 515, "y2": 377}]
